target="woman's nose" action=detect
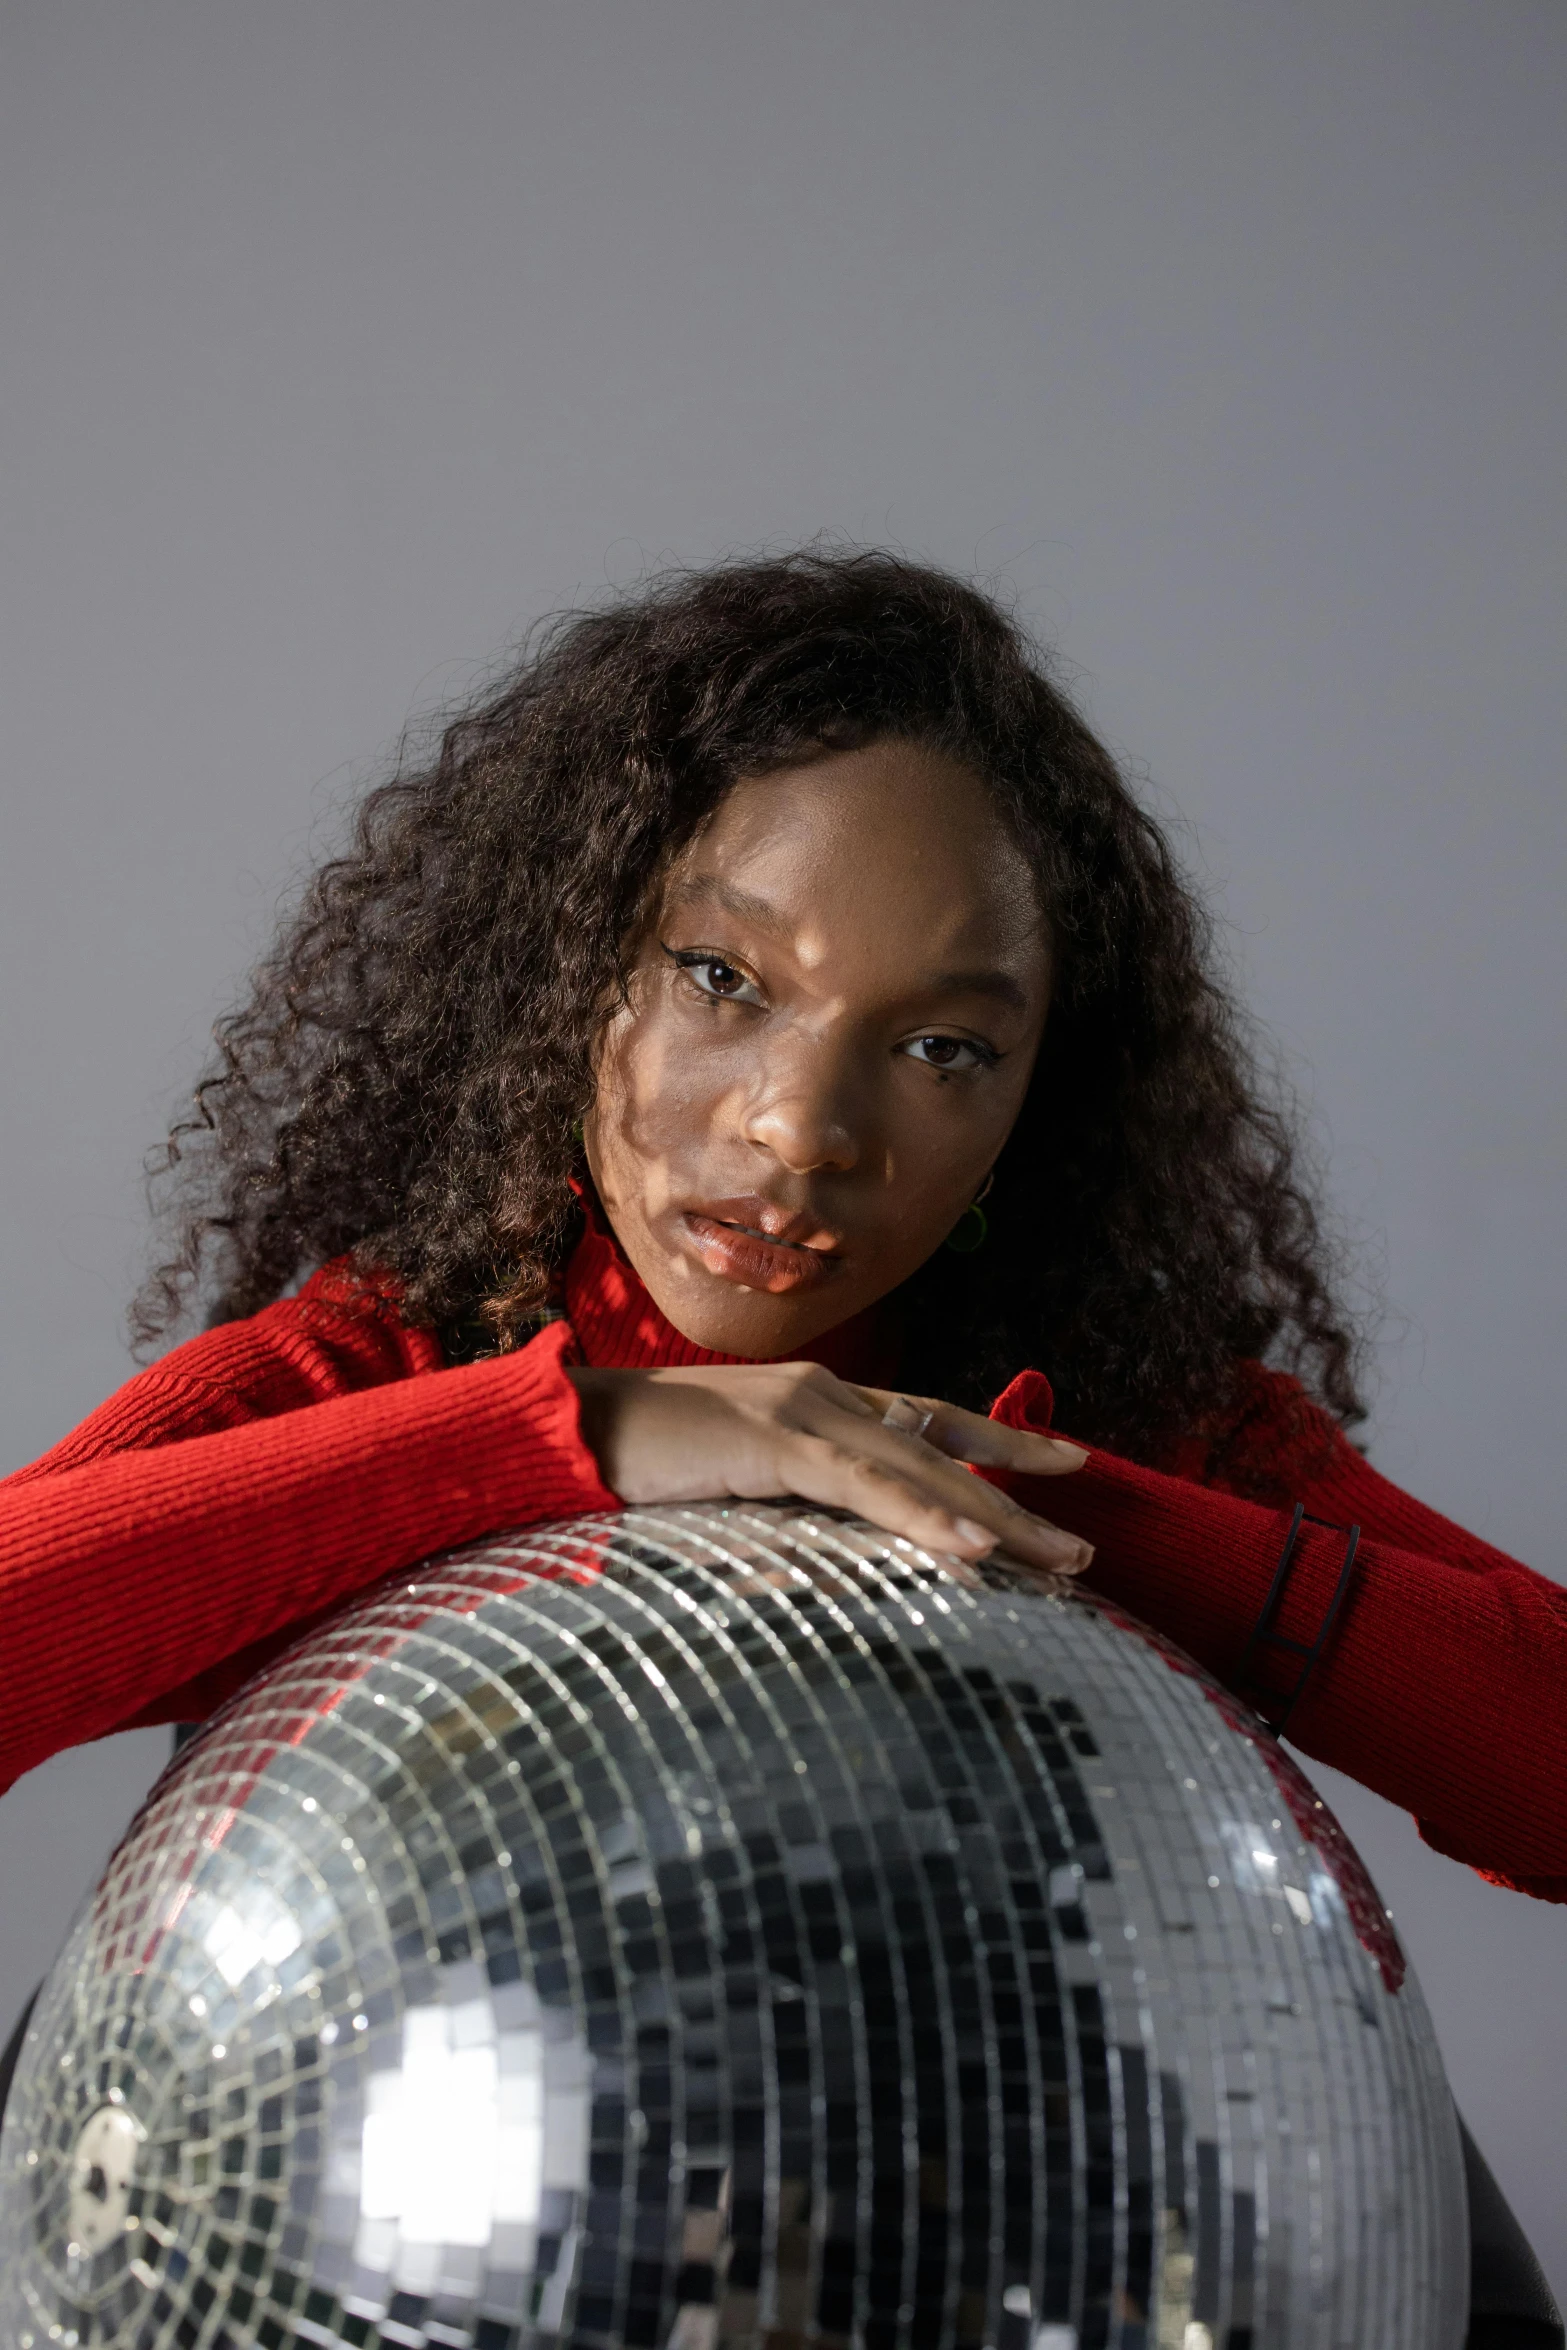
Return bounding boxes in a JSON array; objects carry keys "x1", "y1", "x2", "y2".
[{"x1": 741, "y1": 1057, "x2": 863, "y2": 1174}]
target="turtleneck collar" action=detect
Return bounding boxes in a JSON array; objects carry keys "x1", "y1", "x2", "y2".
[{"x1": 562, "y1": 1188, "x2": 904, "y2": 1387}]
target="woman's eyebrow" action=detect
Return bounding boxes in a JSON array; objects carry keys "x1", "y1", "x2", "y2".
[
  {"x1": 665, "y1": 874, "x2": 795, "y2": 936},
  {"x1": 925, "y1": 967, "x2": 1031, "y2": 1014}
]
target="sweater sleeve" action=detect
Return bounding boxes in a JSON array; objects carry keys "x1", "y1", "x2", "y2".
[
  {"x1": 985, "y1": 1370, "x2": 1567, "y2": 1903},
  {"x1": 0, "y1": 1318, "x2": 619, "y2": 1794}
]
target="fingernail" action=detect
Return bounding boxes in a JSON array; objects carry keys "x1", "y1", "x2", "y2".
[
  {"x1": 1030, "y1": 1540, "x2": 1091, "y2": 1576},
  {"x1": 954, "y1": 1516, "x2": 997, "y2": 1553}
]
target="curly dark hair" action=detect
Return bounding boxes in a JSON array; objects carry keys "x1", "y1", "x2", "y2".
[{"x1": 137, "y1": 547, "x2": 1366, "y2": 1475}]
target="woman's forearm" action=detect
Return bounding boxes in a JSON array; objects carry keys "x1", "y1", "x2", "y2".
[
  {"x1": 0, "y1": 1322, "x2": 617, "y2": 1793},
  {"x1": 986, "y1": 1373, "x2": 1567, "y2": 1898}
]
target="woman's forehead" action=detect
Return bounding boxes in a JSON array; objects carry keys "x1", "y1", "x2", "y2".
[
  {"x1": 660, "y1": 754, "x2": 1049, "y2": 1000},
  {"x1": 673, "y1": 741, "x2": 1043, "y2": 923}
]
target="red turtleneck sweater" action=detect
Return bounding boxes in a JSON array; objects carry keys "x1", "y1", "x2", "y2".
[{"x1": 2, "y1": 1218, "x2": 1563, "y2": 1902}]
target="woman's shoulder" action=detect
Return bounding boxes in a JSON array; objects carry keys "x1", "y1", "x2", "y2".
[{"x1": 6, "y1": 1259, "x2": 444, "y2": 1483}]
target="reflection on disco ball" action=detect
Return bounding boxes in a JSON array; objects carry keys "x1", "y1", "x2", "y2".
[{"x1": 0, "y1": 1504, "x2": 1467, "y2": 2350}]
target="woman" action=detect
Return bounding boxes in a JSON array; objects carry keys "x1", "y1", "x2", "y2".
[{"x1": 2, "y1": 548, "x2": 1563, "y2": 1909}]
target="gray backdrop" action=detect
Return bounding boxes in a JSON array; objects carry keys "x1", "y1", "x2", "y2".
[{"x1": 3, "y1": 0, "x2": 1563, "y2": 2290}]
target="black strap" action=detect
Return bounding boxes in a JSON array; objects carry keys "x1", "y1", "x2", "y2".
[{"x1": 1235, "y1": 1504, "x2": 1362, "y2": 1738}]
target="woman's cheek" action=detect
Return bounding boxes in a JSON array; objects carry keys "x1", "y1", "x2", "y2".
[
  {"x1": 623, "y1": 1015, "x2": 744, "y2": 1156},
  {"x1": 889, "y1": 1079, "x2": 999, "y2": 1176}
]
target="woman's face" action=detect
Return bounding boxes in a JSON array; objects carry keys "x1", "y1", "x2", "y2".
[{"x1": 583, "y1": 738, "x2": 1052, "y2": 1357}]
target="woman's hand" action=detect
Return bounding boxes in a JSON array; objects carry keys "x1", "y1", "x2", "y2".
[{"x1": 567, "y1": 1360, "x2": 1091, "y2": 1579}]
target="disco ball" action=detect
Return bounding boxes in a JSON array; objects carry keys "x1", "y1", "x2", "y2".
[{"x1": 0, "y1": 1504, "x2": 1468, "y2": 2350}]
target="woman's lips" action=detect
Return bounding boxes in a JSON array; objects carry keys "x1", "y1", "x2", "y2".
[{"x1": 680, "y1": 1209, "x2": 842, "y2": 1294}]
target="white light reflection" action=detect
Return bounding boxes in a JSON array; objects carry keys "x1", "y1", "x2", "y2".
[
  {"x1": 355, "y1": 1978, "x2": 591, "y2": 2287},
  {"x1": 361, "y1": 2008, "x2": 499, "y2": 2249},
  {"x1": 202, "y1": 1898, "x2": 301, "y2": 1988}
]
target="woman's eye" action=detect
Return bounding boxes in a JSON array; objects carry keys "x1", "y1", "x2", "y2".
[
  {"x1": 668, "y1": 950, "x2": 763, "y2": 1005},
  {"x1": 902, "y1": 1034, "x2": 996, "y2": 1071}
]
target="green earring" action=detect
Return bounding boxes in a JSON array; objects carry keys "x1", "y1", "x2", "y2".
[
  {"x1": 944, "y1": 1200, "x2": 989, "y2": 1254},
  {"x1": 944, "y1": 1169, "x2": 994, "y2": 1254}
]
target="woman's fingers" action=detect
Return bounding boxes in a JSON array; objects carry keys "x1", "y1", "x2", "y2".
[
  {"x1": 852, "y1": 1386, "x2": 1087, "y2": 1476},
  {"x1": 787, "y1": 1392, "x2": 1093, "y2": 1576},
  {"x1": 937, "y1": 1411, "x2": 1087, "y2": 1475},
  {"x1": 773, "y1": 1435, "x2": 1003, "y2": 1573},
  {"x1": 953, "y1": 1473, "x2": 1094, "y2": 1576},
  {"x1": 776, "y1": 1429, "x2": 1088, "y2": 1578}
]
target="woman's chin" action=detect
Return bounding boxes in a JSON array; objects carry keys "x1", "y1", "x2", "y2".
[{"x1": 655, "y1": 1258, "x2": 861, "y2": 1361}]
